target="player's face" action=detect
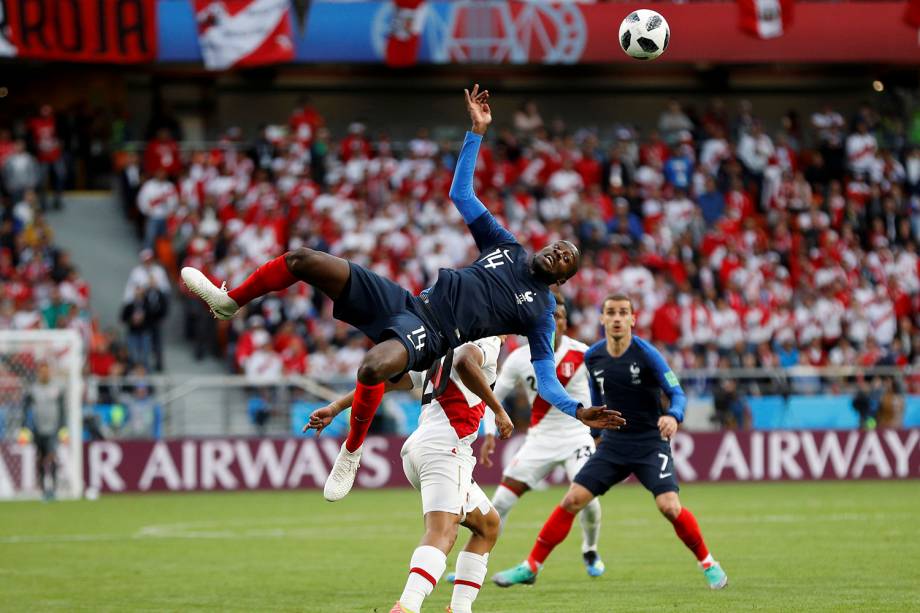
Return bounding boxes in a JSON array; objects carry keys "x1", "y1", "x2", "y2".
[
  {"x1": 600, "y1": 299, "x2": 635, "y2": 340},
  {"x1": 553, "y1": 304, "x2": 568, "y2": 338},
  {"x1": 533, "y1": 240, "x2": 580, "y2": 284}
]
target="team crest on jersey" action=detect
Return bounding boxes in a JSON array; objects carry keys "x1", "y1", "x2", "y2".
[
  {"x1": 560, "y1": 361, "x2": 575, "y2": 378},
  {"x1": 515, "y1": 291, "x2": 534, "y2": 304},
  {"x1": 630, "y1": 362, "x2": 641, "y2": 385}
]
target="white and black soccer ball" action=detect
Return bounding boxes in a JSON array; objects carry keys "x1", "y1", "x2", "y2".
[{"x1": 618, "y1": 9, "x2": 670, "y2": 61}]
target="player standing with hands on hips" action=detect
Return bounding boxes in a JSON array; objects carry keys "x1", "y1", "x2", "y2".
[
  {"x1": 492, "y1": 294, "x2": 728, "y2": 590},
  {"x1": 180, "y1": 85, "x2": 625, "y2": 501}
]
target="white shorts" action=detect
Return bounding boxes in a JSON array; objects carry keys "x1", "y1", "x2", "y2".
[
  {"x1": 401, "y1": 442, "x2": 491, "y2": 518},
  {"x1": 503, "y1": 431, "x2": 596, "y2": 489}
]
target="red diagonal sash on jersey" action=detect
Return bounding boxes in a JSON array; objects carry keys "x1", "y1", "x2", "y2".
[{"x1": 531, "y1": 350, "x2": 584, "y2": 426}]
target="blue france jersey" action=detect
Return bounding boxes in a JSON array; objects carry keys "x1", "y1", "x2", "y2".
[
  {"x1": 585, "y1": 336, "x2": 687, "y2": 437},
  {"x1": 427, "y1": 215, "x2": 555, "y2": 359},
  {"x1": 424, "y1": 130, "x2": 580, "y2": 417}
]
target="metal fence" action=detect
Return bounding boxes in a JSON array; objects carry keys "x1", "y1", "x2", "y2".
[{"x1": 78, "y1": 365, "x2": 918, "y2": 439}]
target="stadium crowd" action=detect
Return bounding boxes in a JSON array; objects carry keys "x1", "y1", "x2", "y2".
[
  {"x1": 2, "y1": 94, "x2": 918, "y2": 404},
  {"x1": 0, "y1": 103, "x2": 166, "y2": 439},
  {"x1": 119, "y1": 96, "x2": 919, "y2": 394}
]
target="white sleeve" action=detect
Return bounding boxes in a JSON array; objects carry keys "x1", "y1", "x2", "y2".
[
  {"x1": 407, "y1": 370, "x2": 425, "y2": 392},
  {"x1": 566, "y1": 364, "x2": 593, "y2": 409},
  {"x1": 136, "y1": 183, "x2": 153, "y2": 215},
  {"x1": 493, "y1": 346, "x2": 526, "y2": 401},
  {"x1": 470, "y1": 337, "x2": 501, "y2": 384},
  {"x1": 482, "y1": 405, "x2": 497, "y2": 436}
]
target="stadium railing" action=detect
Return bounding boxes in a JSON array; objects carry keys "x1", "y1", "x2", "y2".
[{"x1": 78, "y1": 365, "x2": 919, "y2": 439}]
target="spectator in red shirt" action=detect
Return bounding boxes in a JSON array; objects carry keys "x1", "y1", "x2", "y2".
[
  {"x1": 27, "y1": 105, "x2": 65, "y2": 210},
  {"x1": 144, "y1": 128, "x2": 182, "y2": 177},
  {"x1": 651, "y1": 292, "x2": 682, "y2": 351},
  {"x1": 289, "y1": 96, "x2": 325, "y2": 147},
  {"x1": 0, "y1": 128, "x2": 16, "y2": 169}
]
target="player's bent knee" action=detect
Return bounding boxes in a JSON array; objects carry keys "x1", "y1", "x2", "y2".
[
  {"x1": 561, "y1": 484, "x2": 593, "y2": 514},
  {"x1": 356, "y1": 361, "x2": 386, "y2": 385},
  {"x1": 481, "y1": 509, "x2": 501, "y2": 543},
  {"x1": 284, "y1": 248, "x2": 314, "y2": 276},
  {"x1": 656, "y1": 493, "x2": 681, "y2": 520}
]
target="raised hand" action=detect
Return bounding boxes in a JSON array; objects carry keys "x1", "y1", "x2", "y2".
[
  {"x1": 576, "y1": 406, "x2": 626, "y2": 430},
  {"x1": 464, "y1": 83, "x2": 491, "y2": 134}
]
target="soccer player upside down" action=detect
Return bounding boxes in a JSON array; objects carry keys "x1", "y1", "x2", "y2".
[
  {"x1": 491, "y1": 295, "x2": 728, "y2": 591},
  {"x1": 180, "y1": 84, "x2": 624, "y2": 501}
]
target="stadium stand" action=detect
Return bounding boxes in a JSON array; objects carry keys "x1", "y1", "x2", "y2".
[{"x1": 123, "y1": 97, "x2": 917, "y2": 399}]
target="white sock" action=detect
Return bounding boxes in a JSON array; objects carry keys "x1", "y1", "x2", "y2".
[
  {"x1": 491, "y1": 485, "x2": 520, "y2": 527},
  {"x1": 399, "y1": 545, "x2": 446, "y2": 612},
  {"x1": 700, "y1": 553, "x2": 715, "y2": 569},
  {"x1": 450, "y1": 551, "x2": 489, "y2": 613},
  {"x1": 579, "y1": 498, "x2": 602, "y2": 553}
]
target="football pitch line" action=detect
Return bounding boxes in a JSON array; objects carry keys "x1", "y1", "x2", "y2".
[{"x1": 1, "y1": 510, "x2": 912, "y2": 545}]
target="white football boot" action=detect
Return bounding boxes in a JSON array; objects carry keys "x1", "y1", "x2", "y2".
[
  {"x1": 180, "y1": 267, "x2": 239, "y2": 320},
  {"x1": 324, "y1": 442, "x2": 362, "y2": 501}
]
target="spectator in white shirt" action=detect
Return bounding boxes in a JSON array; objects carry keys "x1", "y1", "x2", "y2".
[
  {"x1": 658, "y1": 99, "x2": 694, "y2": 145},
  {"x1": 123, "y1": 249, "x2": 171, "y2": 302},
  {"x1": 846, "y1": 122, "x2": 879, "y2": 179},
  {"x1": 738, "y1": 122, "x2": 775, "y2": 180},
  {"x1": 2, "y1": 140, "x2": 40, "y2": 204},
  {"x1": 244, "y1": 330, "x2": 283, "y2": 383},
  {"x1": 137, "y1": 168, "x2": 179, "y2": 250}
]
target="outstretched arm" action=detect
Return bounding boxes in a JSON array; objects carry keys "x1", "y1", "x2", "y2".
[
  {"x1": 528, "y1": 309, "x2": 626, "y2": 430},
  {"x1": 449, "y1": 85, "x2": 516, "y2": 250},
  {"x1": 304, "y1": 375, "x2": 413, "y2": 435}
]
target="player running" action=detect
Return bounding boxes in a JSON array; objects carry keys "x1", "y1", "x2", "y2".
[
  {"x1": 476, "y1": 295, "x2": 605, "y2": 577},
  {"x1": 181, "y1": 85, "x2": 622, "y2": 502},
  {"x1": 491, "y1": 294, "x2": 728, "y2": 590},
  {"x1": 307, "y1": 337, "x2": 507, "y2": 613}
]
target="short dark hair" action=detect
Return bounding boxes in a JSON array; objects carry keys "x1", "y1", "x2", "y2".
[{"x1": 602, "y1": 293, "x2": 634, "y2": 312}]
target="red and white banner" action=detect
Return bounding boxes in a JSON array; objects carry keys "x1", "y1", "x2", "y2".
[
  {"x1": 0, "y1": 0, "x2": 156, "y2": 63},
  {"x1": 738, "y1": 0, "x2": 794, "y2": 39},
  {"x1": 362, "y1": 1, "x2": 915, "y2": 65},
  {"x1": 194, "y1": 0, "x2": 294, "y2": 70},
  {"x1": 385, "y1": 0, "x2": 427, "y2": 67},
  {"x1": 906, "y1": 0, "x2": 920, "y2": 28}
]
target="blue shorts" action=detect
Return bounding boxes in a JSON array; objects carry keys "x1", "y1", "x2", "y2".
[
  {"x1": 573, "y1": 433, "x2": 679, "y2": 498},
  {"x1": 332, "y1": 262, "x2": 447, "y2": 374}
]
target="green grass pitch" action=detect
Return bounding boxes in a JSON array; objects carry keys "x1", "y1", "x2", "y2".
[{"x1": 1, "y1": 481, "x2": 919, "y2": 612}]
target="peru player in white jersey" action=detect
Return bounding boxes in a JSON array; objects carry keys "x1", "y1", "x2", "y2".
[
  {"x1": 480, "y1": 299, "x2": 606, "y2": 577},
  {"x1": 307, "y1": 337, "x2": 512, "y2": 613}
]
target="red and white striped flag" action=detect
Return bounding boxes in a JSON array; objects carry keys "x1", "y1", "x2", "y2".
[
  {"x1": 905, "y1": 0, "x2": 920, "y2": 28},
  {"x1": 738, "y1": 0, "x2": 794, "y2": 39},
  {"x1": 385, "y1": 0, "x2": 428, "y2": 68},
  {"x1": 195, "y1": 0, "x2": 295, "y2": 70}
]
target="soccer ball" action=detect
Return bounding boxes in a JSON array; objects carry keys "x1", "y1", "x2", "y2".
[{"x1": 618, "y1": 9, "x2": 670, "y2": 61}]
